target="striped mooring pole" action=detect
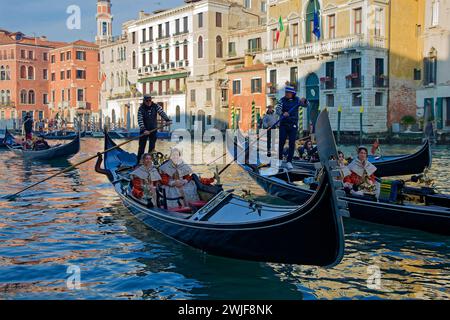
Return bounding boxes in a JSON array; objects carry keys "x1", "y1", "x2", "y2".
[{"x1": 251, "y1": 100, "x2": 256, "y2": 130}]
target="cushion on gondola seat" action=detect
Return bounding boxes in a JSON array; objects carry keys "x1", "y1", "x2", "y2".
[
  {"x1": 189, "y1": 200, "x2": 208, "y2": 208},
  {"x1": 169, "y1": 207, "x2": 192, "y2": 213}
]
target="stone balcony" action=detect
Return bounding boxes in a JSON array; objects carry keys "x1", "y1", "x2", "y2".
[
  {"x1": 138, "y1": 60, "x2": 189, "y2": 76},
  {"x1": 263, "y1": 34, "x2": 387, "y2": 64}
]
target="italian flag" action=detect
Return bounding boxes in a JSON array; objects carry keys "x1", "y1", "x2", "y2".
[{"x1": 276, "y1": 16, "x2": 284, "y2": 44}]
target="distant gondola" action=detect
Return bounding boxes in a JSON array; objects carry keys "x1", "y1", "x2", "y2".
[
  {"x1": 38, "y1": 131, "x2": 85, "y2": 140},
  {"x1": 94, "y1": 122, "x2": 346, "y2": 266},
  {"x1": 236, "y1": 130, "x2": 432, "y2": 177},
  {"x1": 292, "y1": 139, "x2": 432, "y2": 177},
  {"x1": 0, "y1": 129, "x2": 15, "y2": 149},
  {"x1": 229, "y1": 127, "x2": 449, "y2": 236},
  {"x1": 5, "y1": 129, "x2": 80, "y2": 161}
]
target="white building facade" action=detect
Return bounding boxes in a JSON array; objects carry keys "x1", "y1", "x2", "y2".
[
  {"x1": 264, "y1": 0, "x2": 390, "y2": 133},
  {"x1": 416, "y1": 0, "x2": 450, "y2": 132}
]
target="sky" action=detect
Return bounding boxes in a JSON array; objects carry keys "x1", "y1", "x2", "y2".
[{"x1": 0, "y1": 0, "x2": 185, "y2": 42}]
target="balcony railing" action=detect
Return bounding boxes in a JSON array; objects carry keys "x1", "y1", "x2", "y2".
[
  {"x1": 245, "y1": 47, "x2": 263, "y2": 55},
  {"x1": 0, "y1": 101, "x2": 15, "y2": 108},
  {"x1": 346, "y1": 75, "x2": 364, "y2": 89},
  {"x1": 77, "y1": 101, "x2": 87, "y2": 109},
  {"x1": 264, "y1": 35, "x2": 387, "y2": 64},
  {"x1": 373, "y1": 75, "x2": 389, "y2": 88},
  {"x1": 173, "y1": 30, "x2": 189, "y2": 37},
  {"x1": 320, "y1": 78, "x2": 337, "y2": 90}
]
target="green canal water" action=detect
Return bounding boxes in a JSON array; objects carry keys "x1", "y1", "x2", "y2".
[{"x1": 0, "y1": 138, "x2": 448, "y2": 299}]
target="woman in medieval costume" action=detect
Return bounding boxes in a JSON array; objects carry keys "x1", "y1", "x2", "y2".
[
  {"x1": 160, "y1": 148, "x2": 215, "y2": 208},
  {"x1": 130, "y1": 153, "x2": 162, "y2": 206},
  {"x1": 343, "y1": 146, "x2": 377, "y2": 194}
]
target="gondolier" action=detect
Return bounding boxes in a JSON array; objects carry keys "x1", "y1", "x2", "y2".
[
  {"x1": 276, "y1": 86, "x2": 309, "y2": 170},
  {"x1": 23, "y1": 112, "x2": 33, "y2": 140},
  {"x1": 137, "y1": 94, "x2": 171, "y2": 165}
]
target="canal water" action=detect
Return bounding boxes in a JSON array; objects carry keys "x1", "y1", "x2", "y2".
[{"x1": 0, "y1": 138, "x2": 448, "y2": 300}]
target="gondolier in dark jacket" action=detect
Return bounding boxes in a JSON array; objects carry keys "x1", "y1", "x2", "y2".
[
  {"x1": 137, "y1": 94, "x2": 171, "y2": 165},
  {"x1": 276, "y1": 86, "x2": 309, "y2": 170},
  {"x1": 23, "y1": 112, "x2": 33, "y2": 140}
]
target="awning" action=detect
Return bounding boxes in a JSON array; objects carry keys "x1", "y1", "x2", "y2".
[{"x1": 138, "y1": 72, "x2": 189, "y2": 83}]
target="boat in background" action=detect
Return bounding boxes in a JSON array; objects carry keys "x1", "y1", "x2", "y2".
[
  {"x1": 229, "y1": 128, "x2": 450, "y2": 236},
  {"x1": 5, "y1": 129, "x2": 80, "y2": 161}
]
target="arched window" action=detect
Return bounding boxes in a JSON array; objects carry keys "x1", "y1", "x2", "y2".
[
  {"x1": 120, "y1": 71, "x2": 124, "y2": 87},
  {"x1": 176, "y1": 105, "x2": 181, "y2": 123},
  {"x1": 20, "y1": 65, "x2": 27, "y2": 79},
  {"x1": 5, "y1": 66, "x2": 10, "y2": 80},
  {"x1": 216, "y1": 36, "x2": 223, "y2": 58},
  {"x1": 111, "y1": 72, "x2": 114, "y2": 87},
  {"x1": 0, "y1": 66, "x2": 5, "y2": 80},
  {"x1": 125, "y1": 71, "x2": 128, "y2": 86},
  {"x1": 20, "y1": 89, "x2": 27, "y2": 104},
  {"x1": 132, "y1": 51, "x2": 136, "y2": 69},
  {"x1": 198, "y1": 36, "x2": 203, "y2": 59},
  {"x1": 116, "y1": 72, "x2": 120, "y2": 87},
  {"x1": 6, "y1": 90, "x2": 10, "y2": 104},
  {"x1": 28, "y1": 66, "x2": 34, "y2": 80},
  {"x1": 28, "y1": 90, "x2": 35, "y2": 104},
  {"x1": 0, "y1": 90, "x2": 5, "y2": 104}
]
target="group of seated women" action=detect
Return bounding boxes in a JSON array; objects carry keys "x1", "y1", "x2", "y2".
[{"x1": 130, "y1": 148, "x2": 215, "y2": 211}]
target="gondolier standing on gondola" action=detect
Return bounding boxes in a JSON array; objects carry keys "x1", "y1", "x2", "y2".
[
  {"x1": 23, "y1": 112, "x2": 33, "y2": 140},
  {"x1": 137, "y1": 94, "x2": 171, "y2": 165},
  {"x1": 276, "y1": 85, "x2": 309, "y2": 170}
]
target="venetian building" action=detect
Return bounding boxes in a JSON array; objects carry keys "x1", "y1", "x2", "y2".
[
  {"x1": 416, "y1": 0, "x2": 450, "y2": 132},
  {"x1": 97, "y1": 0, "x2": 140, "y2": 130},
  {"x1": 264, "y1": 0, "x2": 425, "y2": 134}
]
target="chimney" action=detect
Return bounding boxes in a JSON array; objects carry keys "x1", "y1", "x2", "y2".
[{"x1": 139, "y1": 10, "x2": 146, "y2": 19}]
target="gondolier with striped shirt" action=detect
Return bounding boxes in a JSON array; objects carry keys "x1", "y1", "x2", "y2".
[{"x1": 137, "y1": 95, "x2": 171, "y2": 165}]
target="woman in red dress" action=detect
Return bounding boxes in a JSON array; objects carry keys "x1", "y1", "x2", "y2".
[{"x1": 343, "y1": 146, "x2": 377, "y2": 194}]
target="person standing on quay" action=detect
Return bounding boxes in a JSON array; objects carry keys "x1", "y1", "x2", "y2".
[{"x1": 137, "y1": 94, "x2": 171, "y2": 165}]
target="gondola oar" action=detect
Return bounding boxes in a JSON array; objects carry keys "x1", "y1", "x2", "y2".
[
  {"x1": 2, "y1": 125, "x2": 170, "y2": 201},
  {"x1": 215, "y1": 105, "x2": 303, "y2": 176}
]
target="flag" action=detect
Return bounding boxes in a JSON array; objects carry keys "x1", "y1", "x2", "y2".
[
  {"x1": 100, "y1": 72, "x2": 107, "y2": 84},
  {"x1": 276, "y1": 16, "x2": 284, "y2": 44},
  {"x1": 313, "y1": 2, "x2": 321, "y2": 40},
  {"x1": 283, "y1": 23, "x2": 290, "y2": 48}
]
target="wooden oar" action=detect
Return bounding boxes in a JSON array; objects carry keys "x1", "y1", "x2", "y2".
[{"x1": 2, "y1": 125, "x2": 169, "y2": 201}]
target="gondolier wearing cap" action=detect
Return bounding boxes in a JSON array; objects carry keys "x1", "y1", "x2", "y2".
[
  {"x1": 137, "y1": 94, "x2": 171, "y2": 165},
  {"x1": 276, "y1": 85, "x2": 309, "y2": 170}
]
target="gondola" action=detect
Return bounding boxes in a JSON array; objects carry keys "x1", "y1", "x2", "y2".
[
  {"x1": 235, "y1": 130, "x2": 432, "y2": 177},
  {"x1": 38, "y1": 131, "x2": 84, "y2": 140},
  {"x1": 228, "y1": 120, "x2": 450, "y2": 236},
  {"x1": 0, "y1": 128, "x2": 15, "y2": 149},
  {"x1": 94, "y1": 119, "x2": 346, "y2": 266},
  {"x1": 5, "y1": 129, "x2": 80, "y2": 161}
]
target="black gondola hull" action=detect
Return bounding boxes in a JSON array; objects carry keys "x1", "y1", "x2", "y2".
[
  {"x1": 102, "y1": 130, "x2": 345, "y2": 266},
  {"x1": 244, "y1": 165, "x2": 450, "y2": 236}
]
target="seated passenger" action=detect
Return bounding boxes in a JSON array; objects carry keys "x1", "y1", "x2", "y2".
[
  {"x1": 160, "y1": 148, "x2": 214, "y2": 208},
  {"x1": 298, "y1": 140, "x2": 318, "y2": 162},
  {"x1": 33, "y1": 137, "x2": 50, "y2": 151},
  {"x1": 343, "y1": 146, "x2": 377, "y2": 194},
  {"x1": 130, "y1": 153, "x2": 162, "y2": 206}
]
